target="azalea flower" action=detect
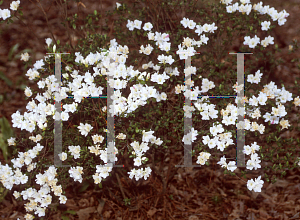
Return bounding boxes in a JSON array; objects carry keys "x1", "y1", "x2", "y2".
[
  {"x1": 45, "y1": 38, "x2": 52, "y2": 48},
  {"x1": 143, "y1": 22, "x2": 153, "y2": 31},
  {"x1": 126, "y1": 20, "x2": 135, "y2": 31},
  {"x1": 133, "y1": 19, "x2": 142, "y2": 29},
  {"x1": 180, "y1": 17, "x2": 189, "y2": 28},
  {"x1": 10, "y1": 1, "x2": 20, "y2": 11},
  {"x1": 116, "y1": 2, "x2": 121, "y2": 9},
  {"x1": 261, "y1": 21, "x2": 271, "y2": 31},
  {"x1": 21, "y1": 52, "x2": 30, "y2": 62},
  {"x1": 1, "y1": 9, "x2": 11, "y2": 20}
]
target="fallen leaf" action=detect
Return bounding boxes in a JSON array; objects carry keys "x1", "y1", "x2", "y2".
[
  {"x1": 189, "y1": 215, "x2": 199, "y2": 220},
  {"x1": 76, "y1": 207, "x2": 96, "y2": 220},
  {"x1": 65, "y1": 199, "x2": 78, "y2": 210},
  {"x1": 78, "y1": 198, "x2": 89, "y2": 208},
  {"x1": 103, "y1": 210, "x2": 112, "y2": 218},
  {"x1": 97, "y1": 199, "x2": 106, "y2": 214},
  {"x1": 147, "y1": 207, "x2": 162, "y2": 218},
  {"x1": 147, "y1": 207, "x2": 157, "y2": 217},
  {"x1": 290, "y1": 212, "x2": 300, "y2": 219}
]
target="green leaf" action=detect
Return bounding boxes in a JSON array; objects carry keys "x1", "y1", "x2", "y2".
[
  {"x1": 63, "y1": 210, "x2": 76, "y2": 215},
  {"x1": 99, "y1": 183, "x2": 102, "y2": 188},
  {"x1": 0, "y1": 71, "x2": 12, "y2": 87},
  {"x1": 8, "y1": 43, "x2": 19, "y2": 61},
  {"x1": 18, "y1": 10, "x2": 23, "y2": 16},
  {"x1": 73, "y1": 23, "x2": 76, "y2": 29},
  {"x1": 78, "y1": 181, "x2": 90, "y2": 193},
  {"x1": 57, "y1": 40, "x2": 60, "y2": 45},
  {"x1": 88, "y1": 17, "x2": 92, "y2": 25},
  {"x1": 61, "y1": 216, "x2": 70, "y2": 220},
  {"x1": 0, "y1": 117, "x2": 14, "y2": 141},
  {"x1": 0, "y1": 186, "x2": 8, "y2": 203},
  {"x1": 0, "y1": 134, "x2": 8, "y2": 161},
  {"x1": 94, "y1": 10, "x2": 97, "y2": 15},
  {"x1": 0, "y1": 0, "x2": 3, "y2": 5}
]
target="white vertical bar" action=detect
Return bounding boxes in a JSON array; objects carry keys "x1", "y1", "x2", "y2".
[{"x1": 229, "y1": 52, "x2": 252, "y2": 167}]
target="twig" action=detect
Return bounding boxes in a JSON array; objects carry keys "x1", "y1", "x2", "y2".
[
  {"x1": 162, "y1": 6, "x2": 174, "y2": 33},
  {"x1": 61, "y1": 0, "x2": 75, "y2": 51},
  {"x1": 31, "y1": 0, "x2": 58, "y2": 46},
  {"x1": 106, "y1": 187, "x2": 124, "y2": 205},
  {"x1": 116, "y1": 172, "x2": 126, "y2": 201},
  {"x1": 14, "y1": 14, "x2": 43, "y2": 47},
  {"x1": 100, "y1": 0, "x2": 102, "y2": 35}
]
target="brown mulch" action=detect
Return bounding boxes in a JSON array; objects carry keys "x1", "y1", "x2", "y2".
[{"x1": 1, "y1": 0, "x2": 300, "y2": 219}]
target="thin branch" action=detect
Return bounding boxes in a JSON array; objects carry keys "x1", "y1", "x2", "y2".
[
  {"x1": 30, "y1": 0, "x2": 58, "y2": 46},
  {"x1": 116, "y1": 172, "x2": 126, "y2": 201},
  {"x1": 61, "y1": 0, "x2": 75, "y2": 51},
  {"x1": 14, "y1": 14, "x2": 43, "y2": 46}
]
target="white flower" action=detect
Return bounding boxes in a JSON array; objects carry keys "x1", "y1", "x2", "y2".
[
  {"x1": 243, "y1": 36, "x2": 251, "y2": 45},
  {"x1": 69, "y1": 166, "x2": 83, "y2": 183},
  {"x1": 261, "y1": 21, "x2": 271, "y2": 31},
  {"x1": 20, "y1": 52, "x2": 30, "y2": 62},
  {"x1": 248, "y1": 37, "x2": 260, "y2": 49},
  {"x1": 148, "y1": 32, "x2": 155, "y2": 40},
  {"x1": 195, "y1": 25, "x2": 203, "y2": 36},
  {"x1": 247, "y1": 179, "x2": 255, "y2": 191},
  {"x1": 202, "y1": 23, "x2": 211, "y2": 32},
  {"x1": 1, "y1": 9, "x2": 11, "y2": 20},
  {"x1": 10, "y1": 1, "x2": 20, "y2": 11},
  {"x1": 240, "y1": 0, "x2": 250, "y2": 4},
  {"x1": 227, "y1": 161, "x2": 237, "y2": 172},
  {"x1": 226, "y1": 5, "x2": 233, "y2": 13},
  {"x1": 7, "y1": 137, "x2": 16, "y2": 146},
  {"x1": 142, "y1": 130, "x2": 155, "y2": 143},
  {"x1": 77, "y1": 123, "x2": 93, "y2": 136},
  {"x1": 116, "y1": 2, "x2": 121, "y2": 9},
  {"x1": 143, "y1": 22, "x2": 153, "y2": 31},
  {"x1": 24, "y1": 87, "x2": 32, "y2": 97},
  {"x1": 68, "y1": 145, "x2": 81, "y2": 159},
  {"x1": 133, "y1": 19, "x2": 142, "y2": 29},
  {"x1": 58, "y1": 152, "x2": 67, "y2": 161},
  {"x1": 187, "y1": 20, "x2": 196, "y2": 29},
  {"x1": 253, "y1": 176, "x2": 264, "y2": 192},
  {"x1": 126, "y1": 20, "x2": 135, "y2": 31},
  {"x1": 196, "y1": 156, "x2": 206, "y2": 165},
  {"x1": 45, "y1": 38, "x2": 52, "y2": 47},
  {"x1": 180, "y1": 17, "x2": 189, "y2": 28},
  {"x1": 59, "y1": 195, "x2": 67, "y2": 204}
]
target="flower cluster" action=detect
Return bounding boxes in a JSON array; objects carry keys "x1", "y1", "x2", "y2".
[
  {"x1": 93, "y1": 165, "x2": 113, "y2": 184},
  {"x1": 247, "y1": 70, "x2": 263, "y2": 84},
  {"x1": 21, "y1": 52, "x2": 30, "y2": 62},
  {"x1": 0, "y1": 0, "x2": 20, "y2": 20},
  {"x1": 196, "y1": 152, "x2": 211, "y2": 165},
  {"x1": 69, "y1": 166, "x2": 83, "y2": 183},
  {"x1": 68, "y1": 145, "x2": 81, "y2": 159},
  {"x1": 217, "y1": 155, "x2": 238, "y2": 172},
  {"x1": 128, "y1": 167, "x2": 152, "y2": 181},
  {"x1": 224, "y1": 0, "x2": 289, "y2": 49},
  {"x1": 130, "y1": 130, "x2": 162, "y2": 167},
  {"x1": 77, "y1": 122, "x2": 93, "y2": 137},
  {"x1": 247, "y1": 175, "x2": 264, "y2": 192},
  {"x1": 15, "y1": 166, "x2": 68, "y2": 218}
]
